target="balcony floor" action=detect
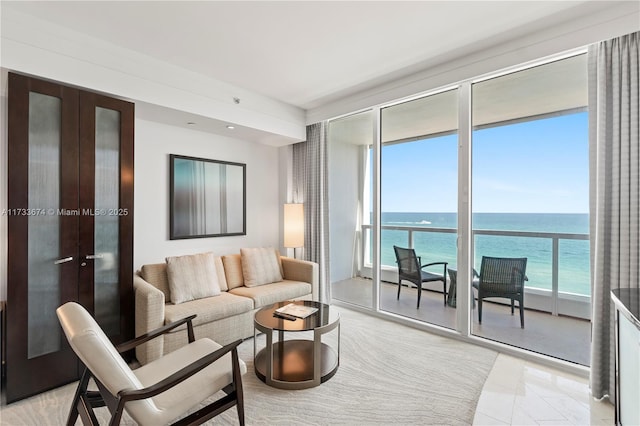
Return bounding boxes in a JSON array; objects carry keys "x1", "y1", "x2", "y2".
[{"x1": 331, "y1": 277, "x2": 590, "y2": 366}]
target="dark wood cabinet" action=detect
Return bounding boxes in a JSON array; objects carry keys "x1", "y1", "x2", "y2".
[
  {"x1": 6, "y1": 73, "x2": 134, "y2": 403},
  {"x1": 612, "y1": 289, "x2": 640, "y2": 425}
]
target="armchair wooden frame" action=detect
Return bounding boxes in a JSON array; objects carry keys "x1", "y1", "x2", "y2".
[{"x1": 64, "y1": 313, "x2": 245, "y2": 426}]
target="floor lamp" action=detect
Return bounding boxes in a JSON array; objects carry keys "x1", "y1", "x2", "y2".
[{"x1": 284, "y1": 203, "x2": 304, "y2": 259}]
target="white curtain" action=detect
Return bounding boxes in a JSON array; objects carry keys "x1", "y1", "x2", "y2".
[
  {"x1": 292, "y1": 123, "x2": 331, "y2": 302},
  {"x1": 589, "y1": 31, "x2": 639, "y2": 403},
  {"x1": 291, "y1": 142, "x2": 306, "y2": 260}
]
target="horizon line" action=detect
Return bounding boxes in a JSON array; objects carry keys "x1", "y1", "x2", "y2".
[{"x1": 377, "y1": 211, "x2": 589, "y2": 215}]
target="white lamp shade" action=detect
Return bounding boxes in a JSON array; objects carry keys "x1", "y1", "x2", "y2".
[{"x1": 284, "y1": 203, "x2": 304, "y2": 248}]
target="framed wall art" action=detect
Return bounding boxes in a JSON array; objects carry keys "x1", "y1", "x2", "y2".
[{"x1": 170, "y1": 154, "x2": 246, "y2": 239}]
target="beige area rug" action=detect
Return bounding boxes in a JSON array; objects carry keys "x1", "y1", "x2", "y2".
[{"x1": 0, "y1": 306, "x2": 497, "y2": 425}]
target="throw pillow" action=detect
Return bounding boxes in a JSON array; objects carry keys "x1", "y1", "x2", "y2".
[
  {"x1": 222, "y1": 254, "x2": 244, "y2": 289},
  {"x1": 213, "y1": 256, "x2": 229, "y2": 291},
  {"x1": 165, "y1": 252, "x2": 221, "y2": 304},
  {"x1": 241, "y1": 247, "x2": 283, "y2": 287}
]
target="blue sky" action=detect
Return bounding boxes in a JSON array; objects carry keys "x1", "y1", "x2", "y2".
[{"x1": 380, "y1": 111, "x2": 589, "y2": 213}]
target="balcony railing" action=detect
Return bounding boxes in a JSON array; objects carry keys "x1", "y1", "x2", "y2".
[{"x1": 361, "y1": 224, "x2": 590, "y2": 318}]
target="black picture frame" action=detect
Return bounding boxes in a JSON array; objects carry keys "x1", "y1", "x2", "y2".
[{"x1": 170, "y1": 154, "x2": 246, "y2": 239}]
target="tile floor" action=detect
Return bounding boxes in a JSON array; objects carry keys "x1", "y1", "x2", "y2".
[{"x1": 473, "y1": 354, "x2": 614, "y2": 425}]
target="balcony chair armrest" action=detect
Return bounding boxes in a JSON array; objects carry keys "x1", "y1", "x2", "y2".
[
  {"x1": 420, "y1": 261, "x2": 448, "y2": 269},
  {"x1": 117, "y1": 339, "x2": 243, "y2": 402},
  {"x1": 511, "y1": 267, "x2": 528, "y2": 281},
  {"x1": 116, "y1": 315, "x2": 197, "y2": 353}
]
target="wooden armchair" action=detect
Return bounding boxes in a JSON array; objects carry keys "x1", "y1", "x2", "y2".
[{"x1": 56, "y1": 302, "x2": 246, "y2": 425}]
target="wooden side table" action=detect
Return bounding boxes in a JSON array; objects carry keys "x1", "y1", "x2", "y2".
[{"x1": 253, "y1": 301, "x2": 340, "y2": 390}]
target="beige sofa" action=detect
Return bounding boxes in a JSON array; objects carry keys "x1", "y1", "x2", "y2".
[{"x1": 134, "y1": 248, "x2": 318, "y2": 365}]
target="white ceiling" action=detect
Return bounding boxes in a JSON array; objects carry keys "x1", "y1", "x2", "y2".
[{"x1": 1, "y1": 1, "x2": 615, "y2": 112}]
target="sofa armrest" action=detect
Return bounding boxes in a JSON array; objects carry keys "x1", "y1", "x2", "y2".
[
  {"x1": 281, "y1": 257, "x2": 319, "y2": 301},
  {"x1": 134, "y1": 273, "x2": 166, "y2": 365}
]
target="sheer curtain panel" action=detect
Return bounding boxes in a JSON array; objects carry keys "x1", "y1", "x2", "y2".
[
  {"x1": 589, "y1": 31, "x2": 639, "y2": 403},
  {"x1": 292, "y1": 123, "x2": 331, "y2": 302},
  {"x1": 305, "y1": 123, "x2": 330, "y2": 302},
  {"x1": 291, "y1": 142, "x2": 306, "y2": 260}
]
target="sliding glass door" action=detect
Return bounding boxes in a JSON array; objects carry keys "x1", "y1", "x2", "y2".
[
  {"x1": 378, "y1": 90, "x2": 458, "y2": 328},
  {"x1": 470, "y1": 54, "x2": 590, "y2": 364},
  {"x1": 328, "y1": 110, "x2": 374, "y2": 308},
  {"x1": 327, "y1": 50, "x2": 591, "y2": 366}
]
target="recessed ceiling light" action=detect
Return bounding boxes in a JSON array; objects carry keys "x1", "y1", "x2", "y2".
[{"x1": 226, "y1": 125, "x2": 235, "y2": 130}]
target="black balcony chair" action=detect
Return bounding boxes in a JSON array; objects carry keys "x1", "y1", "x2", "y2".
[
  {"x1": 473, "y1": 256, "x2": 528, "y2": 328},
  {"x1": 393, "y1": 245, "x2": 448, "y2": 308}
]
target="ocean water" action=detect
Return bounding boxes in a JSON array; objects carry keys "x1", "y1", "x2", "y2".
[{"x1": 376, "y1": 212, "x2": 590, "y2": 296}]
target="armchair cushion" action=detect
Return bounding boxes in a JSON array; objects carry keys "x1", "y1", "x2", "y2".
[
  {"x1": 58, "y1": 300, "x2": 143, "y2": 397},
  {"x1": 240, "y1": 247, "x2": 283, "y2": 287},
  {"x1": 166, "y1": 252, "x2": 221, "y2": 304},
  {"x1": 132, "y1": 338, "x2": 247, "y2": 423}
]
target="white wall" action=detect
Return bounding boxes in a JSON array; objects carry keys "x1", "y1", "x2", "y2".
[
  {"x1": 134, "y1": 118, "x2": 281, "y2": 269},
  {"x1": 328, "y1": 138, "x2": 363, "y2": 283}
]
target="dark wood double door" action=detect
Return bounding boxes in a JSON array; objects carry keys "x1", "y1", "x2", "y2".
[{"x1": 6, "y1": 73, "x2": 134, "y2": 402}]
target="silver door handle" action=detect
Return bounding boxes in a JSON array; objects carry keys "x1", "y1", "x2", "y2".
[
  {"x1": 54, "y1": 256, "x2": 73, "y2": 265},
  {"x1": 86, "y1": 254, "x2": 104, "y2": 260}
]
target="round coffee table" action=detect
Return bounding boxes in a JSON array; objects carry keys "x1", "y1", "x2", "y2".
[{"x1": 253, "y1": 300, "x2": 340, "y2": 389}]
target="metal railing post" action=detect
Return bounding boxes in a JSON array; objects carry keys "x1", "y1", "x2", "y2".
[{"x1": 552, "y1": 237, "x2": 559, "y2": 316}]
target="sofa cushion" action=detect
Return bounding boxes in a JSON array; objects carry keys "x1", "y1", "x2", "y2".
[
  {"x1": 140, "y1": 263, "x2": 171, "y2": 300},
  {"x1": 240, "y1": 247, "x2": 283, "y2": 287},
  {"x1": 212, "y1": 256, "x2": 228, "y2": 292},
  {"x1": 229, "y1": 280, "x2": 312, "y2": 309},
  {"x1": 222, "y1": 254, "x2": 244, "y2": 289},
  {"x1": 164, "y1": 292, "x2": 254, "y2": 328},
  {"x1": 166, "y1": 252, "x2": 221, "y2": 304},
  {"x1": 140, "y1": 256, "x2": 228, "y2": 300}
]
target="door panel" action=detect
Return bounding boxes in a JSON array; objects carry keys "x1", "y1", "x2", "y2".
[
  {"x1": 78, "y1": 92, "x2": 134, "y2": 345},
  {"x1": 27, "y1": 91, "x2": 65, "y2": 358},
  {"x1": 7, "y1": 73, "x2": 80, "y2": 402},
  {"x1": 6, "y1": 74, "x2": 134, "y2": 402}
]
